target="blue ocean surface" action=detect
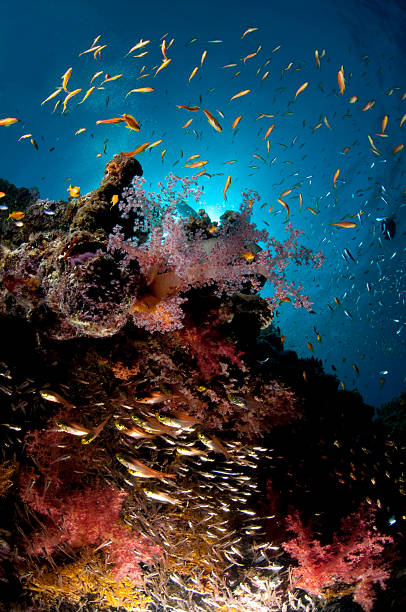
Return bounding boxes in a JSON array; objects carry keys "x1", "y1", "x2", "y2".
[{"x1": 0, "y1": 0, "x2": 404, "y2": 408}]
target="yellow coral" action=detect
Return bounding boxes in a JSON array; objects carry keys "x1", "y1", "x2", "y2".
[{"x1": 25, "y1": 554, "x2": 152, "y2": 611}]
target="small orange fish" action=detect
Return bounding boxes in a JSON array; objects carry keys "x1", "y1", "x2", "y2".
[
  {"x1": 261, "y1": 71, "x2": 269, "y2": 81},
  {"x1": 0, "y1": 192, "x2": 5, "y2": 198},
  {"x1": 280, "y1": 189, "x2": 292, "y2": 198},
  {"x1": 96, "y1": 117, "x2": 126, "y2": 125},
  {"x1": 232, "y1": 115, "x2": 242, "y2": 129},
  {"x1": 154, "y1": 58, "x2": 171, "y2": 77},
  {"x1": 101, "y1": 73, "x2": 123, "y2": 84},
  {"x1": 126, "y1": 39, "x2": 150, "y2": 55},
  {"x1": 0, "y1": 117, "x2": 19, "y2": 126},
  {"x1": 264, "y1": 124, "x2": 275, "y2": 139},
  {"x1": 200, "y1": 50, "x2": 207, "y2": 66},
  {"x1": 189, "y1": 66, "x2": 198, "y2": 82},
  {"x1": 334, "y1": 296, "x2": 341, "y2": 306},
  {"x1": 182, "y1": 118, "x2": 194, "y2": 129},
  {"x1": 111, "y1": 194, "x2": 119, "y2": 207},
  {"x1": 333, "y1": 168, "x2": 340, "y2": 188},
  {"x1": 78, "y1": 87, "x2": 95, "y2": 104},
  {"x1": 338, "y1": 68, "x2": 345, "y2": 95},
  {"x1": 330, "y1": 221, "x2": 357, "y2": 229},
  {"x1": 294, "y1": 82, "x2": 308, "y2": 99},
  {"x1": 277, "y1": 198, "x2": 289, "y2": 219},
  {"x1": 61, "y1": 67, "x2": 72, "y2": 92},
  {"x1": 393, "y1": 144, "x2": 404, "y2": 155},
  {"x1": 352, "y1": 363, "x2": 359, "y2": 375},
  {"x1": 202, "y1": 109, "x2": 222, "y2": 132},
  {"x1": 90, "y1": 70, "x2": 103, "y2": 84},
  {"x1": 400, "y1": 113, "x2": 406, "y2": 128},
  {"x1": 241, "y1": 27, "x2": 258, "y2": 39},
  {"x1": 323, "y1": 116, "x2": 332, "y2": 130},
  {"x1": 185, "y1": 160, "x2": 208, "y2": 168},
  {"x1": 299, "y1": 193, "x2": 303, "y2": 209},
  {"x1": 122, "y1": 114, "x2": 141, "y2": 131},
  {"x1": 122, "y1": 142, "x2": 151, "y2": 156},
  {"x1": 349, "y1": 95, "x2": 357, "y2": 103},
  {"x1": 381, "y1": 115, "x2": 388, "y2": 133},
  {"x1": 306, "y1": 207, "x2": 318, "y2": 215},
  {"x1": 161, "y1": 149, "x2": 167, "y2": 162},
  {"x1": 361, "y1": 100, "x2": 375, "y2": 111},
  {"x1": 126, "y1": 87, "x2": 154, "y2": 97},
  {"x1": 280, "y1": 335, "x2": 285, "y2": 343},
  {"x1": 8, "y1": 211, "x2": 25, "y2": 220},
  {"x1": 342, "y1": 146, "x2": 350, "y2": 154},
  {"x1": 230, "y1": 89, "x2": 250, "y2": 101},
  {"x1": 146, "y1": 140, "x2": 163, "y2": 149},
  {"x1": 223, "y1": 175, "x2": 231, "y2": 200},
  {"x1": 307, "y1": 342, "x2": 314, "y2": 352},
  {"x1": 62, "y1": 89, "x2": 82, "y2": 112},
  {"x1": 314, "y1": 49, "x2": 320, "y2": 68},
  {"x1": 41, "y1": 88, "x2": 62, "y2": 106},
  {"x1": 176, "y1": 105, "x2": 200, "y2": 111},
  {"x1": 30, "y1": 138, "x2": 38, "y2": 150}
]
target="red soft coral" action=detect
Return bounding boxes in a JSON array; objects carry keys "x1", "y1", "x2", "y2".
[{"x1": 282, "y1": 505, "x2": 394, "y2": 611}]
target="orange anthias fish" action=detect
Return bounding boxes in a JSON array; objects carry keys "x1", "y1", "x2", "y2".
[
  {"x1": 122, "y1": 114, "x2": 141, "y2": 131},
  {"x1": 125, "y1": 87, "x2": 154, "y2": 97},
  {"x1": 96, "y1": 117, "x2": 126, "y2": 125},
  {"x1": 338, "y1": 67, "x2": 345, "y2": 94},
  {"x1": 62, "y1": 89, "x2": 82, "y2": 112},
  {"x1": 185, "y1": 160, "x2": 208, "y2": 168},
  {"x1": 202, "y1": 108, "x2": 222, "y2": 132},
  {"x1": 78, "y1": 87, "x2": 95, "y2": 104},
  {"x1": 0, "y1": 117, "x2": 19, "y2": 126},
  {"x1": 241, "y1": 27, "x2": 258, "y2": 39},
  {"x1": 393, "y1": 144, "x2": 404, "y2": 155},
  {"x1": 333, "y1": 168, "x2": 340, "y2": 188},
  {"x1": 232, "y1": 115, "x2": 242, "y2": 129},
  {"x1": 122, "y1": 142, "x2": 151, "y2": 156},
  {"x1": 223, "y1": 175, "x2": 231, "y2": 200},
  {"x1": 361, "y1": 100, "x2": 375, "y2": 111},
  {"x1": 61, "y1": 67, "x2": 72, "y2": 92},
  {"x1": 264, "y1": 124, "x2": 275, "y2": 139},
  {"x1": 189, "y1": 66, "x2": 199, "y2": 82},
  {"x1": 294, "y1": 82, "x2": 308, "y2": 99},
  {"x1": 330, "y1": 221, "x2": 357, "y2": 229},
  {"x1": 176, "y1": 105, "x2": 200, "y2": 111},
  {"x1": 277, "y1": 198, "x2": 289, "y2": 219},
  {"x1": 230, "y1": 89, "x2": 250, "y2": 101}
]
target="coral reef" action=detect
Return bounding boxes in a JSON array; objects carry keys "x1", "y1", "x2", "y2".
[{"x1": 0, "y1": 156, "x2": 403, "y2": 611}]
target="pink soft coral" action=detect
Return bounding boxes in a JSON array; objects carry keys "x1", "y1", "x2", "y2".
[{"x1": 108, "y1": 176, "x2": 323, "y2": 332}]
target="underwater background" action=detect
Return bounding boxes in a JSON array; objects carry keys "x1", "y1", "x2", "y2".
[
  {"x1": 0, "y1": 1, "x2": 405, "y2": 611},
  {"x1": 0, "y1": 0, "x2": 405, "y2": 407}
]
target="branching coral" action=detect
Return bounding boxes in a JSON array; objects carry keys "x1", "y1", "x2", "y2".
[{"x1": 282, "y1": 505, "x2": 394, "y2": 612}]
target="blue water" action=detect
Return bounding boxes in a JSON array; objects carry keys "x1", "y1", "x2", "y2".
[{"x1": 1, "y1": 0, "x2": 405, "y2": 408}]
